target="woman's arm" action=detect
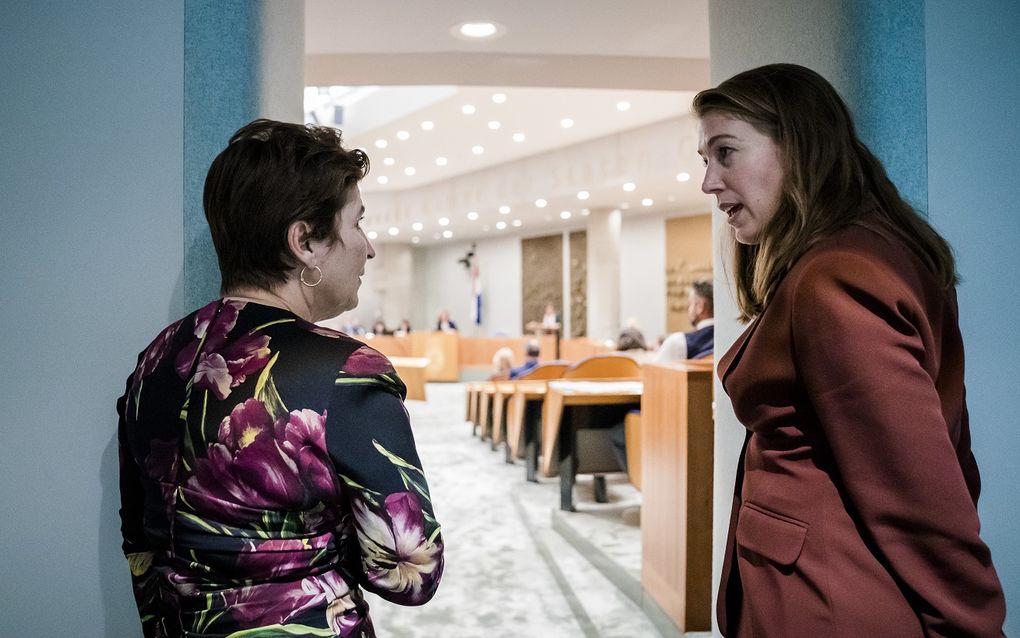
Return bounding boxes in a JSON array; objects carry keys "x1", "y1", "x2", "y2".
[
  {"x1": 325, "y1": 362, "x2": 444, "y2": 606},
  {"x1": 791, "y1": 250, "x2": 1005, "y2": 637}
]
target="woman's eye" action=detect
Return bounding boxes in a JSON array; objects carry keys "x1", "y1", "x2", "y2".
[{"x1": 716, "y1": 146, "x2": 733, "y2": 161}]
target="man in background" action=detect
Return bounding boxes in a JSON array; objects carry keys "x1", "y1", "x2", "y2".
[
  {"x1": 509, "y1": 340, "x2": 542, "y2": 379},
  {"x1": 657, "y1": 280, "x2": 714, "y2": 361}
]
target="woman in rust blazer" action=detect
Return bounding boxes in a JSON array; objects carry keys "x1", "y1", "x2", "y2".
[{"x1": 695, "y1": 64, "x2": 1005, "y2": 637}]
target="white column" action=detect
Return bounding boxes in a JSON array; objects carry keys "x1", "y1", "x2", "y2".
[{"x1": 586, "y1": 207, "x2": 622, "y2": 343}]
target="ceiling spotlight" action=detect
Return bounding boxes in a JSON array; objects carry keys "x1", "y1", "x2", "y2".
[
  {"x1": 616, "y1": 100, "x2": 631, "y2": 112},
  {"x1": 404, "y1": 167, "x2": 416, "y2": 176},
  {"x1": 576, "y1": 190, "x2": 590, "y2": 200},
  {"x1": 534, "y1": 198, "x2": 547, "y2": 208},
  {"x1": 438, "y1": 217, "x2": 450, "y2": 226},
  {"x1": 421, "y1": 121, "x2": 435, "y2": 131},
  {"x1": 642, "y1": 198, "x2": 654, "y2": 206},
  {"x1": 512, "y1": 132, "x2": 526, "y2": 143},
  {"x1": 512, "y1": 219, "x2": 523, "y2": 227},
  {"x1": 498, "y1": 205, "x2": 511, "y2": 214},
  {"x1": 383, "y1": 157, "x2": 395, "y2": 166},
  {"x1": 374, "y1": 139, "x2": 388, "y2": 149},
  {"x1": 412, "y1": 236, "x2": 420, "y2": 244},
  {"x1": 581, "y1": 208, "x2": 591, "y2": 216},
  {"x1": 488, "y1": 120, "x2": 501, "y2": 130},
  {"x1": 560, "y1": 117, "x2": 574, "y2": 129},
  {"x1": 367, "y1": 231, "x2": 378, "y2": 240},
  {"x1": 376, "y1": 176, "x2": 388, "y2": 185},
  {"x1": 396, "y1": 130, "x2": 410, "y2": 141},
  {"x1": 467, "y1": 211, "x2": 479, "y2": 221},
  {"x1": 461, "y1": 104, "x2": 476, "y2": 115},
  {"x1": 622, "y1": 182, "x2": 636, "y2": 192},
  {"x1": 435, "y1": 156, "x2": 448, "y2": 166},
  {"x1": 388, "y1": 226, "x2": 399, "y2": 236},
  {"x1": 412, "y1": 222, "x2": 424, "y2": 231},
  {"x1": 452, "y1": 21, "x2": 505, "y2": 40},
  {"x1": 677, "y1": 171, "x2": 691, "y2": 182},
  {"x1": 560, "y1": 210, "x2": 572, "y2": 219},
  {"x1": 492, "y1": 93, "x2": 507, "y2": 103},
  {"x1": 472, "y1": 145, "x2": 484, "y2": 155},
  {"x1": 495, "y1": 221, "x2": 507, "y2": 230},
  {"x1": 442, "y1": 229, "x2": 454, "y2": 239}
]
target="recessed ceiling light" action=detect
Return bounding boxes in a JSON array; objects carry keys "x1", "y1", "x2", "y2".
[
  {"x1": 492, "y1": 93, "x2": 507, "y2": 103},
  {"x1": 642, "y1": 198, "x2": 654, "y2": 206},
  {"x1": 616, "y1": 101, "x2": 631, "y2": 112},
  {"x1": 498, "y1": 205, "x2": 511, "y2": 214},
  {"x1": 560, "y1": 117, "x2": 574, "y2": 129},
  {"x1": 412, "y1": 236, "x2": 420, "y2": 244},
  {"x1": 488, "y1": 120, "x2": 501, "y2": 130},
  {"x1": 435, "y1": 156, "x2": 448, "y2": 166},
  {"x1": 467, "y1": 211, "x2": 479, "y2": 221},
  {"x1": 535, "y1": 198, "x2": 547, "y2": 208},
  {"x1": 367, "y1": 231, "x2": 378, "y2": 239},
  {"x1": 495, "y1": 221, "x2": 507, "y2": 230},
  {"x1": 462, "y1": 104, "x2": 476, "y2": 115},
  {"x1": 412, "y1": 222, "x2": 424, "y2": 231},
  {"x1": 472, "y1": 145, "x2": 484, "y2": 155},
  {"x1": 577, "y1": 190, "x2": 590, "y2": 200},
  {"x1": 438, "y1": 217, "x2": 450, "y2": 226},
  {"x1": 581, "y1": 208, "x2": 591, "y2": 216},
  {"x1": 420, "y1": 121, "x2": 434, "y2": 131},
  {"x1": 677, "y1": 171, "x2": 691, "y2": 182},
  {"x1": 383, "y1": 157, "x2": 395, "y2": 166},
  {"x1": 512, "y1": 219, "x2": 523, "y2": 227},
  {"x1": 388, "y1": 226, "x2": 399, "y2": 236},
  {"x1": 560, "y1": 210, "x2": 572, "y2": 219},
  {"x1": 512, "y1": 132, "x2": 526, "y2": 143},
  {"x1": 622, "y1": 182, "x2": 636, "y2": 192},
  {"x1": 442, "y1": 229, "x2": 454, "y2": 239},
  {"x1": 376, "y1": 176, "x2": 388, "y2": 185},
  {"x1": 396, "y1": 130, "x2": 410, "y2": 141},
  {"x1": 374, "y1": 139, "x2": 388, "y2": 149},
  {"x1": 452, "y1": 21, "x2": 505, "y2": 40},
  {"x1": 404, "y1": 167, "x2": 416, "y2": 176}
]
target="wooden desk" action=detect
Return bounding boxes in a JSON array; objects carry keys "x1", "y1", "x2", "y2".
[
  {"x1": 411, "y1": 331, "x2": 460, "y2": 381},
  {"x1": 640, "y1": 360, "x2": 713, "y2": 632},
  {"x1": 540, "y1": 380, "x2": 643, "y2": 510},
  {"x1": 389, "y1": 356, "x2": 429, "y2": 402},
  {"x1": 506, "y1": 381, "x2": 548, "y2": 480}
]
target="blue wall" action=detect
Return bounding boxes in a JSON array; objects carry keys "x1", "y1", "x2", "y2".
[
  {"x1": 0, "y1": 3, "x2": 184, "y2": 636},
  {"x1": 927, "y1": 0, "x2": 1020, "y2": 630}
]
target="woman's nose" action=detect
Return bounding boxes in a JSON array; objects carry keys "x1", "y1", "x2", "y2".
[{"x1": 701, "y1": 164, "x2": 723, "y2": 195}]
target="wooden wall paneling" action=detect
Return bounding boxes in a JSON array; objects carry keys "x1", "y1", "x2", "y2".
[
  {"x1": 521, "y1": 234, "x2": 564, "y2": 334},
  {"x1": 664, "y1": 214, "x2": 712, "y2": 334}
]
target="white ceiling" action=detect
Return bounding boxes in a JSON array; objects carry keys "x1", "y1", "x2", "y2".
[{"x1": 303, "y1": 0, "x2": 712, "y2": 245}]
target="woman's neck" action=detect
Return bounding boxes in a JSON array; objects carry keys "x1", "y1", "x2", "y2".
[{"x1": 224, "y1": 284, "x2": 314, "y2": 322}]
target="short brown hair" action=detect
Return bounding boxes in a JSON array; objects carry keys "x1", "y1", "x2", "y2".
[
  {"x1": 693, "y1": 64, "x2": 956, "y2": 321},
  {"x1": 204, "y1": 119, "x2": 369, "y2": 293}
]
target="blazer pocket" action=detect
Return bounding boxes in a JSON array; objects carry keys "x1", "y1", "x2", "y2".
[{"x1": 736, "y1": 503, "x2": 808, "y2": 566}]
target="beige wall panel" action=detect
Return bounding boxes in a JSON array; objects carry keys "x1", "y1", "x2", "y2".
[
  {"x1": 521, "y1": 234, "x2": 564, "y2": 333},
  {"x1": 665, "y1": 214, "x2": 713, "y2": 333}
]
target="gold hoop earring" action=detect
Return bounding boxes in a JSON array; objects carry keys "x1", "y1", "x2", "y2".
[{"x1": 300, "y1": 265, "x2": 323, "y2": 287}]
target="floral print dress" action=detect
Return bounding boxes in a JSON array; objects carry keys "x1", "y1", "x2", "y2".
[{"x1": 118, "y1": 299, "x2": 444, "y2": 637}]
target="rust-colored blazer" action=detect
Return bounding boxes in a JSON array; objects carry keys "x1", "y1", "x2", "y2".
[{"x1": 717, "y1": 224, "x2": 1005, "y2": 637}]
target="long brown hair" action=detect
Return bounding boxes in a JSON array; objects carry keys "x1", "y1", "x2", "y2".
[{"x1": 693, "y1": 64, "x2": 957, "y2": 321}]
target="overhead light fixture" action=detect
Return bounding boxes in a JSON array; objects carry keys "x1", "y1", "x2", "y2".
[
  {"x1": 512, "y1": 132, "x2": 526, "y2": 143},
  {"x1": 616, "y1": 101, "x2": 631, "y2": 112},
  {"x1": 442, "y1": 229, "x2": 454, "y2": 239},
  {"x1": 388, "y1": 227, "x2": 399, "y2": 236},
  {"x1": 420, "y1": 121, "x2": 434, "y2": 131},
  {"x1": 367, "y1": 231, "x2": 378, "y2": 239},
  {"x1": 577, "y1": 190, "x2": 590, "y2": 201},
  {"x1": 451, "y1": 20, "x2": 506, "y2": 41},
  {"x1": 676, "y1": 171, "x2": 691, "y2": 182},
  {"x1": 495, "y1": 221, "x2": 507, "y2": 230},
  {"x1": 498, "y1": 205, "x2": 511, "y2": 214},
  {"x1": 622, "y1": 182, "x2": 636, "y2": 192},
  {"x1": 383, "y1": 157, "x2": 395, "y2": 166},
  {"x1": 404, "y1": 167, "x2": 416, "y2": 176},
  {"x1": 374, "y1": 139, "x2": 388, "y2": 149},
  {"x1": 512, "y1": 219, "x2": 523, "y2": 227},
  {"x1": 435, "y1": 157, "x2": 448, "y2": 166},
  {"x1": 412, "y1": 222, "x2": 424, "y2": 231},
  {"x1": 467, "y1": 211, "x2": 479, "y2": 221},
  {"x1": 438, "y1": 217, "x2": 450, "y2": 226},
  {"x1": 560, "y1": 210, "x2": 572, "y2": 219},
  {"x1": 560, "y1": 117, "x2": 574, "y2": 129},
  {"x1": 396, "y1": 130, "x2": 410, "y2": 141},
  {"x1": 412, "y1": 236, "x2": 420, "y2": 244},
  {"x1": 376, "y1": 176, "x2": 388, "y2": 185},
  {"x1": 461, "y1": 104, "x2": 476, "y2": 115},
  {"x1": 492, "y1": 93, "x2": 507, "y2": 103},
  {"x1": 534, "y1": 198, "x2": 547, "y2": 208},
  {"x1": 472, "y1": 145, "x2": 484, "y2": 155},
  {"x1": 642, "y1": 198, "x2": 654, "y2": 207},
  {"x1": 488, "y1": 120, "x2": 501, "y2": 130},
  {"x1": 581, "y1": 209, "x2": 591, "y2": 216}
]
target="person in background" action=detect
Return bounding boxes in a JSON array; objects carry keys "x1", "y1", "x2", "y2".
[
  {"x1": 435, "y1": 309, "x2": 457, "y2": 332},
  {"x1": 541, "y1": 303, "x2": 561, "y2": 332},
  {"x1": 117, "y1": 119, "x2": 443, "y2": 637},
  {"x1": 393, "y1": 319, "x2": 412, "y2": 336},
  {"x1": 370, "y1": 319, "x2": 389, "y2": 336},
  {"x1": 697, "y1": 63, "x2": 1004, "y2": 636},
  {"x1": 490, "y1": 346, "x2": 514, "y2": 381},
  {"x1": 509, "y1": 340, "x2": 542, "y2": 379},
  {"x1": 656, "y1": 279, "x2": 714, "y2": 361}
]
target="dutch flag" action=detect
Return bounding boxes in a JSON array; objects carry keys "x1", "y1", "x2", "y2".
[{"x1": 471, "y1": 263, "x2": 482, "y2": 325}]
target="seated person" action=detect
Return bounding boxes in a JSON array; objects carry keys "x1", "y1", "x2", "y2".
[
  {"x1": 656, "y1": 280, "x2": 714, "y2": 361},
  {"x1": 370, "y1": 319, "x2": 389, "y2": 336},
  {"x1": 509, "y1": 340, "x2": 541, "y2": 379},
  {"x1": 394, "y1": 319, "x2": 412, "y2": 336},
  {"x1": 490, "y1": 347, "x2": 514, "y2": 381},
  {"x1": 435, "y1": 309, "x2": 458, "y2": 332}
]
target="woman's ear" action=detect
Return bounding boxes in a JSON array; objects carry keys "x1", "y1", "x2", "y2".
[{"x1": 286, "y1": 220, "x2": 316, "y2": 267}]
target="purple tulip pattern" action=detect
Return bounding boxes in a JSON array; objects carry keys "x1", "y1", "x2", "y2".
[{"x1": 119, "y1": 300, "x2": 443, "y2": 637}]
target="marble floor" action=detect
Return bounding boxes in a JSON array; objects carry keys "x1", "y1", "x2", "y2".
[{"x1": 367, "y1": 382, "x2": 697, "y2": 638}]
